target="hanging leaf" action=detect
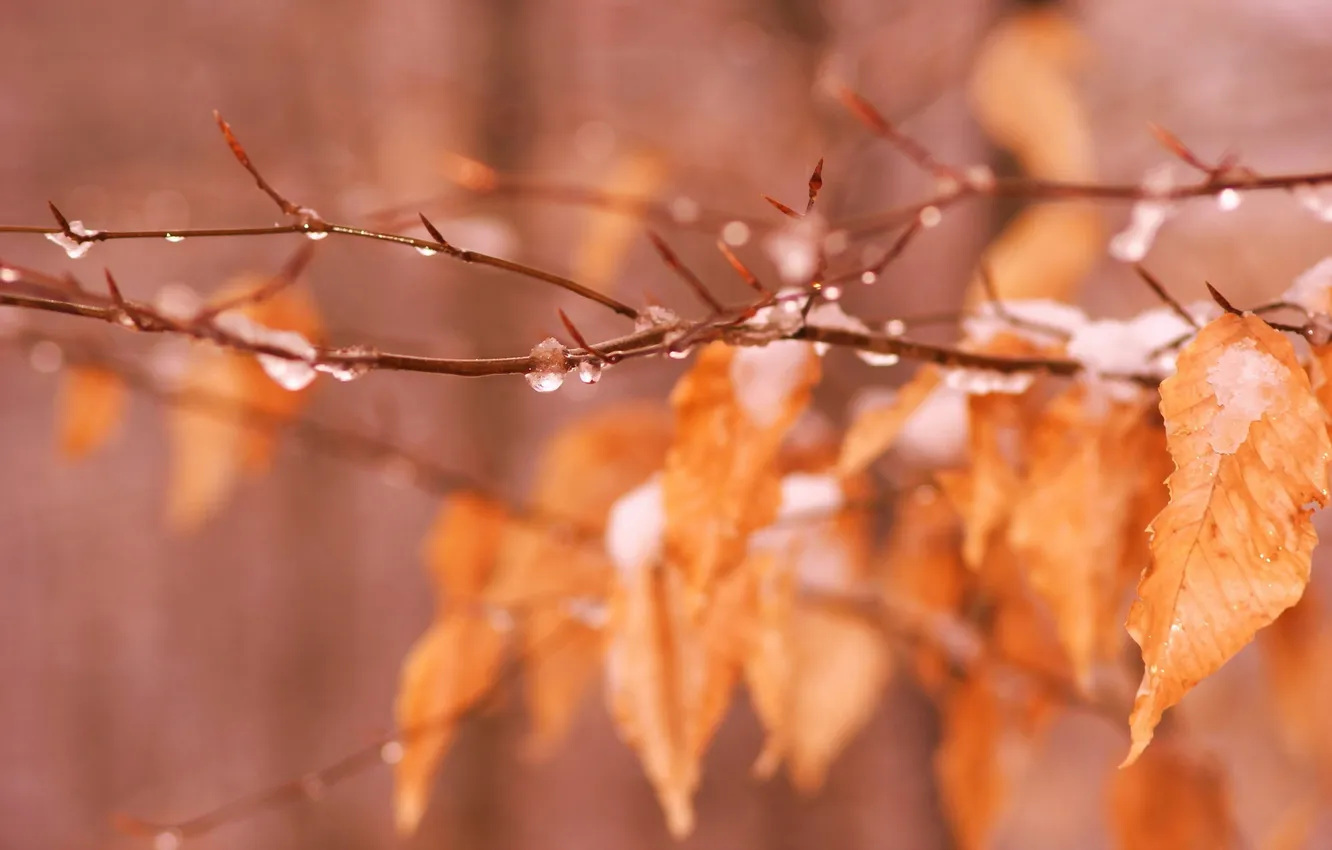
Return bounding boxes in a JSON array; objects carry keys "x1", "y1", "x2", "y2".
[
  {"x1": 1109, "y1": 740, "x2": 1236, "y2": 850},
  {"x1": 572, "y1": 150, "x2": 667, "y2": 295},
  {"x1": 486, "y1": 402, "x2": 673, "y2": 755},
  {"x1": 937, "y1": 392, "x2": 1027, "y2": 571},
  {"x1": 1008, "y1": 387, "x2": 1154, "y2": 686},
  {"x1": 165, "y1": 276, "x2": 323, "y2": 531},
  {"x1": 663, "y1": 340, "x2": 819, "y2": 598},
  {"x1": 1125, "y1": 313, "x2": 1331, "y2": 765},
  {"x1": 394, "y1": 493, "x2": 509, "y2": 836},
  {"x1": 57, "y1": 364, "x2": 127, "y2": 459},
  {"x1": 1257, "y1": 590, "x2": 1332, "y2": 784},
  {"x1": 604, "y1": 558, "x2": 753, "y2": 838}
]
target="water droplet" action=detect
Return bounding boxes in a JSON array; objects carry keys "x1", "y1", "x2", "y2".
[
  {"x1": 820, "y1": 284, "x2": 842, "y2": 301},
  {"x1": 721, "y1": 220, "x2": 751, "y2": 247},
  {"x1": 918, "y1": 206, "x2": 942, "y2": 228},
  {"x1": 0, "y1": 267, "x2": 16, "y2": 283},
  {"x1": 29, "y1": 340, "x2": 63, "y2": 373},
  {"x1": 667, "y1": 346, "x2": 692, "y2": 360},
  {"x1": 885, "y1": 319, "x2": 907, "y2": 337},
  {"x1": 164, "y1": 233, "x2": 185, "y2": 243},
  {"x1": 670, "y1": 196, "x2": 700, "y2": 224},
  {"x1": 315, "y1": 345, "x2": 374, "y2": 382},
  {"x1": 1217, "y1": 188, "x2": 1241, "y2": 212},
  {"x1": 780, "y1": 298, "x2": 802, "y2": 316},
  {"x1": 634, "y1": 305, "x2": 680, "y2": 333},
  {"x1": 153, "y1": 830, "x2": 183, "y2": 850},
  {"x1": 45, "y1": 221, "x2": 100, "y2": 259},
  {"x1": 304, "y1": 229, "x2": 329, "y2": 241},
  {"x1": 856, "y1": 350, "x2": 900, "y2": 367},
  {"x1": 416, "y1": 246, "x2": 438, "y2": 257},
  {"x1": 965, "y1": 164, "x2": 996, "y2": 191},
  {"x1": 525, "y1": 337, "x2": 567, "y2": 393},
  {"x1": 577, "y1": 360, "x2": 602, "y2": 384},
  {"x1": 860, "y1": 271, "x2": 877, "y2": 285},
  {"x1": 380, "y1": 741, "x2": 405, "y2": 765}
]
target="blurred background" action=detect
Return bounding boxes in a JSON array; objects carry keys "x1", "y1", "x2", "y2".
[{"x1": 4, "y1": 0, "x2": 1332, "y2": 848}]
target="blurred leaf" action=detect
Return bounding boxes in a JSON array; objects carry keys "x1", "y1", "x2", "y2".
[
  {"x1": 837, "y1": 366, "x2": 942, "y2": 477},
  {"x1": 1257, "y1": 590, "x2": 1332, "y2": 786},
  {"x1": 57, "y1": 364, "x2": 126, "y2": 460},
  {"x1": 572, "y1": 150, "x2": 667, "y2": 295},
  {"x1": 395, "y1": 493, "x2": 509, "y2": 836},
  {"x1": 1109, "y1": 740, "x2": 1236, "y2": 850}
]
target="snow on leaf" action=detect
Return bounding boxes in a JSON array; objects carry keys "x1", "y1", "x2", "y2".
[
  {"x1": 394, "y1": 493, "x2": 509, "y2": 836},
  {"x1": 57, "y1": 364, "x2": 126, "y2": 460},
  {"x1": 489, "y1": 402, "x2": 672, "y2": 755},
  {"x1": 1007, "y1": 387, "x2": 1154, "y2": 687},
  {"x1": 1124, "y1": 312, "x2": 1331, "y2": 765},
  {"x1": 663, "y1": 341, "x2": 820, "y2": 596},
  {"x1": 1109, "y1": 740, "x2": 1236, "y2": 850}
]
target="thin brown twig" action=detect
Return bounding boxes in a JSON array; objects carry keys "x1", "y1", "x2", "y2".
[
  {"x1": 1134, "y1": 265, "x2": 1200, "y2": 330},
  {"x1": 644, "y1": 230, "x2": 724, "y2": 312}
]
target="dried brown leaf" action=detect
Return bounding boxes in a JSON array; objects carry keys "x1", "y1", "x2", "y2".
[
  {"x1": 57, "y1": 364, "x2": 127, "y2": 459},
  {"x1": 1125, "y1": 313, "x2": 1331, "y2": 764},
  {"x1": 663, "y1": 341, "x2": 820, "y2": 596},
  {"x1": 394, "y1": 492, "x2": 510, "y2": 835},
  {"x1": 605, "y1": 561, "x2": 752, "y2": 838},
  {"x1": 486, "y1": 402, "x2": 673, "y2": 755},
  {"x1": 572, "y1": 151, "x2": 666, "y2": 295},
  {"x1": 1008, "y1": 388, "x2": 1154, "y2": 686}
]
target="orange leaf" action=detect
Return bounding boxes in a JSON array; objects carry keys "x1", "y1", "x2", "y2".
[
  {"x1": 572, "y1": 150, "x2": 666, "y2": 295},
  {"x1": 486, "y1": 402, "x2": 673, "y2": 755},
  {"x1": 1109, "y1": 740, "x2": 1235, "y2": 850},
  {"x1": 882, "y1": 483, "x2": 970, "y2": 695},
  {"x1": 394, "y1": 492, "x2": 510, "y2": 835},
  {"x1": 837, "y1": 367, "x2": 942, "y2": 476},
  {"x1": 57, "y1": 364, "x2": 126, "y2": 459},
  {"x1": 938, "y1": 392, "x2": 1027, "y2": 571},
  {"x1": 935, "y1": 665, "x2": 1042, "y2": 850},
  {"x1": 165, "y1": 279, "x2": 323, "y2": 531},
  {"x1": 1257, "y1": 590, "x2": 1332, "y2": 783},
  {"x1": 1125, "y1": 313, "x2": 1331, "y2": 765},
  {"x1": 1008, "y1": 387, "x2": 1154, "y2": 686},
  {"x1": 605, "y1": 561, "x2": 751, "y2": 838},
  {"x1": 393, "y1": 616, "x2": 506, "y2": 835},
  {"x1": 663, "y1": 340, "x2": 820, "y2": 596}
]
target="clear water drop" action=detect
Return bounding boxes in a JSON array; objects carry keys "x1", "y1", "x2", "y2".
[
  {"x1": 667, "y1": 346, "x2": 692, "y2": 360},
  {"x1": 304, "y1": 229, "x2": 329, "y2": 241},
  {"x1": 820, "y1": 284, "x2": 842, "y2": 301},
  {"x1": 164, "y1": 233, "x2": 185, "y2": 243},
  {"x1": 416, "y1": 245, "x2": 438, "y2": 257},
  {"x1": 1217, "y1": 188, "x2": 1241, "y2": 212},
  {"x1": 918, "y1": 206, "x2": 942, "y2": 228},
  {"x1": 577, "y1": 360, "x2": 603, "y2": 384},
  {"x1": 525, "y1": 337, "x2": 567, "y2": 392},
  {"x1": 885, "y1": 319, "x2": 907, "y2": 337},
  {"x1": 860, "y1": 271, "x2": 877, "y2": 285}
]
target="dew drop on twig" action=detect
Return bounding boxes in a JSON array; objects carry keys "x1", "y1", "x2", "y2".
[
  {"x1": 415, "y1": 246, "x2": 438, "y2": 257},
  {"x1": 1217, "y1": 188, "x2": 1241, "y2": 212},
  {"x1": 164, "y1": 233, "x2": 185, "y2": 243},
  {"x1": 860, "y1": 271, "x2": 877, "y2": 285},
  {"x1": 577, "y1": 359, "x2": 603, "y2": 384},
  {"x1": 380, "y1": 741, "x2": 405, "y2": 765}
]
